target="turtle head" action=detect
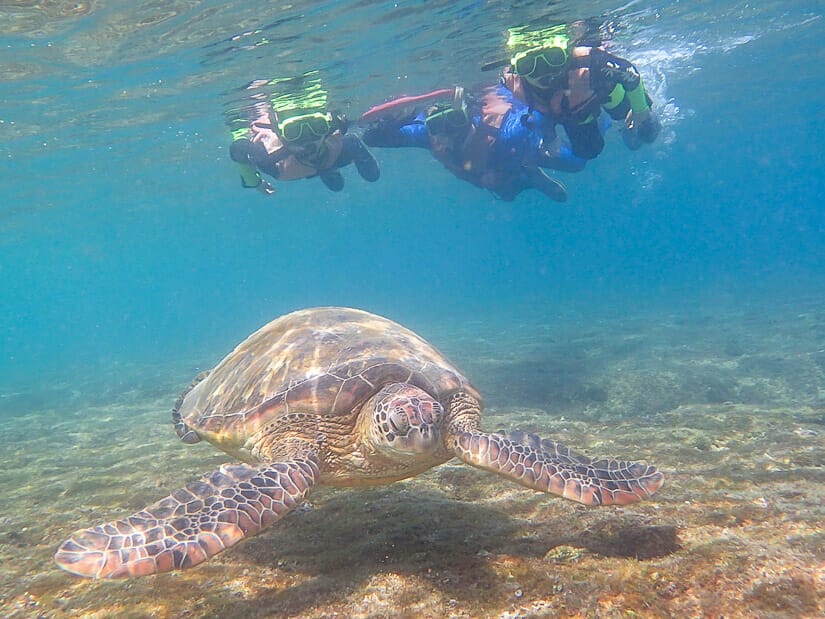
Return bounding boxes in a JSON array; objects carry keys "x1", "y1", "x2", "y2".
[{"x1": 362, "y1": 383, "x2": 444, "y2": 458}]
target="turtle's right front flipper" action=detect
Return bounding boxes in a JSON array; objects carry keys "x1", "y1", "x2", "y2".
[
  {"x1": 54, "y1": 457, "x2": 318, "y2": 578},
  {"x1": 452, "y1": 429, "x2": 663, "y2": 506}
]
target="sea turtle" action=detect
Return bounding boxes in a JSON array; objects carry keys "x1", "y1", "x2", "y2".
[{"x1": 55, "y1": 307, "x2": 664, "y2": 579}]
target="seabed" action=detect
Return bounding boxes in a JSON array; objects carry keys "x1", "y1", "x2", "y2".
[{"x1": 1, "y1": 300, "x2": 823, "y2": 618}]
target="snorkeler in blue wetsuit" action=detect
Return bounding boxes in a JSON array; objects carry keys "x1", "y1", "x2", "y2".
[{"x1": 361, "y1": 86, "x2": 605, "y2": 202}]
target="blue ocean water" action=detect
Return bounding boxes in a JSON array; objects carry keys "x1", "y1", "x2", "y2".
[
  {"x1": 1, "y1": 3, "x2": 824, "y2": 616},
  {"x1": 1, "y1": 1, "x2": 822, "y2": 401}
]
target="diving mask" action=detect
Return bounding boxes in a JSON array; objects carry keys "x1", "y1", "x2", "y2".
[
  {"x1": 512, "y1": 37, "x2": 569, "y2": 87},
  {"x1": 277, "y1": 112, "x2": 333, "y2": 143}
]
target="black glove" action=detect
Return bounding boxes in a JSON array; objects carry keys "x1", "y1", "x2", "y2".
[
  {"x1": 638, "y1": 111, "x2": 661, "y2": 144},
  {"x1": 621, "y1": 110, "x2": 660, "y2": 150},
  {"x1": 620, "y1": 124, "x2": 642, "y2": 150},
  {"x1": 255, "y1": 179, "x2": 276, "y2": 195},
  {"x1": 330, "y1": 112, "x2": 349, "y2": 135}
]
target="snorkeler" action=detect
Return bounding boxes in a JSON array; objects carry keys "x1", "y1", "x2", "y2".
[
  {"x1": 488, "y1": 24, "x2": 661, "y2": 160},
  {"x1": 361, "y1": 86, "x2": 594, "y2": 203},
  {"x1": 227, "y1": 73, "x2": 380, "y2": 195}
]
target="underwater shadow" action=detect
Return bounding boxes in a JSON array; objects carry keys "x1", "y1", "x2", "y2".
[
  {"x1": 477, "y1": 344, "x2": 609, "y2": 411},
  {"x1": 225, "y1": 492, "x2": 681, "y2": 616},
  {"x1": 226, "y1": 486, "x2": 542, "y2": 614},
  {"x1": 551, "y1": 516, "x2": 682, "y2": 560}
]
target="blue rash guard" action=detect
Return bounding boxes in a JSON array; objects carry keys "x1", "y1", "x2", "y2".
[
  {"x1": 362, "y1": 84, "x2": 601, "y2": 174},
  {"x1": 492, "y1": 84, "x2": 611, "y2": 173}
]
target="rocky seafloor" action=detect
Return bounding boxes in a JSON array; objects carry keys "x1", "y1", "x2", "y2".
[{"x1": 1, "y1": 298, "x2": 823, "y2": 618}]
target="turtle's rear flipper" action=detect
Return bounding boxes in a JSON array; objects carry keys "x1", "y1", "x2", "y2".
[
  {"x1": 453, "y1": 430, "x2": 663, "y2": 506},
  {"x1": 54, "y1": 458, "x2": 318, "y2": 578}
]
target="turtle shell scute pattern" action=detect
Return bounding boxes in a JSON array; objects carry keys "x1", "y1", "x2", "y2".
[{"x1": 176, "y1": 308, "x2": 479, "y2": 444}]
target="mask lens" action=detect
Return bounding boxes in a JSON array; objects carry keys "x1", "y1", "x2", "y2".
[
  {"x1": 281, "y1": 122, "x2": 301, "y2": 142},
  {"x1": 545, "y1": 46, "x2": 567, "y2": 66},
  {"x1": 515, "y1": 54, "x2": 536, "y2": 76},
  {"x1": 306, "y1": 115, "x2": 330, "y2": 136}
]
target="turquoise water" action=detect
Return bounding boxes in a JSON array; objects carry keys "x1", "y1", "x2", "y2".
[
  {"x1": 2, "y1": 1, "x2": 821, "y2": 393},
  {"x1": 1, "y1": 2, "x2": 824, "y2": 617}
]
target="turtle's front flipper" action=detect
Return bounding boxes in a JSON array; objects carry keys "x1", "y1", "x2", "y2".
[
  {"x1": 452, "y1": 430, "x2": 663, "y2": 506},
  {"x1": 54, "y1": 457, "x2": 319, "y2": 578}
]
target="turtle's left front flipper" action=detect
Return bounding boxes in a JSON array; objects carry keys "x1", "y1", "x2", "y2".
[
  {"x1": 452, "y1": 429, "x2": 663, "y2": 506},
  {"x1": 54, "y1": 457, "x2": 318, "y2": 578}
]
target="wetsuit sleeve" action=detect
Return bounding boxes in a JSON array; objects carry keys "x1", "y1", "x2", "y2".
[
  {"x1": 229, "y1": 139, "x2": 264, "y2": 187},
  {"x1": 590, "y1": 48, "x2": 651, "y2": 115},
  {"x1": 237, "y1": 164, "x2": 262, "y2": 188},
  {"x1": 362, "y1": 119, "x2": 430, "y2": 149}
]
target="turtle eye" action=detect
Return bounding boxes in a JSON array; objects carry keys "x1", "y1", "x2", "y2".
[{"x1": 388, "y1": 407, "x2": 410, "y2": 435}]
